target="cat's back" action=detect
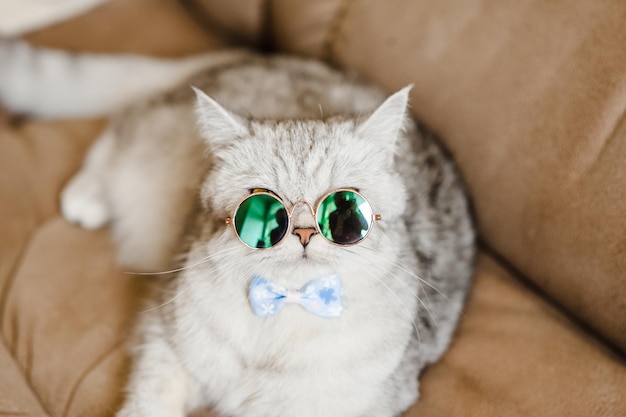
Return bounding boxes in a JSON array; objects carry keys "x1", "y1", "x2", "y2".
[{"x1": 159, "y1": 53, "x2": 388, "y2": 120}]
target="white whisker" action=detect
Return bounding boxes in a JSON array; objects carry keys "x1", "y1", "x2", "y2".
[
  {"x1": 376, "y1": 264, "x2": 439, "y2": 329},
  {"x1": 125, "y1": 245, "x2": 242, "y2": 276},
  {"x1": 361, "y1": 268, "x2": 422, "y2": 348},
  {"x1": 138, "y1": 246, "x2": 247, "y2": 313},
  {"x1": 357, "y1": 241, "x2": 450, "y2": 303},
  {"x1": 350, "y1": 246, "x2": 440, "y2": 329},
  {"x1": 389, "y1": 259, "x2": 450, "y2": 302},
  {"x1": 141, "y1": 284, "x2": 194, "y2": 313},
  {"x1": 344, "y1": 248, "x2": 447, "y2": 326}
]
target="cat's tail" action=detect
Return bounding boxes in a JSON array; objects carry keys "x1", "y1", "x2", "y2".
[{"x1": 0, "y1": 39, "x2": 247, "y2": 118}]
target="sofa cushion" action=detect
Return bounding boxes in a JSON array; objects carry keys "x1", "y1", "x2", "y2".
[
  {"x1": 410, "y1": 254, "x2": 626, "y2": 417},
  {"x1": 0, "y1": 340, "x2": 49, "y2": 416}
]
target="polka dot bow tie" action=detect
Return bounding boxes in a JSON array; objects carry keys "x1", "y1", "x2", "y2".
[{"x1": 249, "y1": 274, "x2": 344, "y2": 318}]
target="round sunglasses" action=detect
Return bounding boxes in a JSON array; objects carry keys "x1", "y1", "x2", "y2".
[{"x1": 225, "y1": 188, "x2": 381, "y2": 249}]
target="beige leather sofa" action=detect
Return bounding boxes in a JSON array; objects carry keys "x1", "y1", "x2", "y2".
[{"x1": 1, "y1": 1, "x2": 624, "y2": 416}]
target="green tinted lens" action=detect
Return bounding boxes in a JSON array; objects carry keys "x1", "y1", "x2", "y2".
[
  {"x1": 234, "y1": 194, "x2": 289, "y2": 248},
  {"x1": 317, "y1": 190, "x2": 374, "y2": 245}
]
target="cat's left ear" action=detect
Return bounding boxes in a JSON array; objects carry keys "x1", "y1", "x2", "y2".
[
  {"x1": 355, "y1": 85, "x2": 412, "y2": 156},
  {"x1": 193, "y1": 86, "x2": 249, "y2": 149}
]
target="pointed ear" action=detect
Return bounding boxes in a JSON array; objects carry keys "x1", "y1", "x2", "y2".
[
  {"x1": 192, "y1": 86, "x2": 249, "y2": 149},
  {"x1": 356, "y1": 85, "x2": 412, "y2": 152}
]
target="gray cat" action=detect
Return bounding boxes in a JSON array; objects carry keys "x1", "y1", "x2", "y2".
[{"x1": 0, "y1": 41, "x2": 475, "y2": 417}]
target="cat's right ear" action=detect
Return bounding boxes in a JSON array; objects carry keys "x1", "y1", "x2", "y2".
[
  {"x1": 355, "y1": 85, "x2": 412, "y2": 157},
  {"x1": 192, "y1": 86, "x2": 249, "y2": 149}
]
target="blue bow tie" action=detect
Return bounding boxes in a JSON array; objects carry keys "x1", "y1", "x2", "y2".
[{"x1": 249, "y1": 274, "x2": 343, "y2": 318}]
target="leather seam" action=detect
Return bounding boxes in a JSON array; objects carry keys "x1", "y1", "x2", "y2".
[
  {"x1": 0, "y1": 233, "x2": 52, "y2": 417},
  {"x1": 62, "y1": 339, "x2": 125, "y2": 417}
]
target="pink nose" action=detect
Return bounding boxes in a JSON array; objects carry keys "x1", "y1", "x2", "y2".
[{"x1": 292, "y1": 227, "x2": 317, "y2": 247}]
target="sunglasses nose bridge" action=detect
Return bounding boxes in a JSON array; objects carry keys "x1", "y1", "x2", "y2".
[{"x1": 289, "y1": 200, "x2": 316, "y2": 228}]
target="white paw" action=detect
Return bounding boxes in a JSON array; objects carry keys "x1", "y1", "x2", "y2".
[{"x1": 61, "y1": 172, "x2": 110, "y2": 229}]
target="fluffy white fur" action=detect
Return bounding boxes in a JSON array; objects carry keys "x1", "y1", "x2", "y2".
[
  {"x1": 0, "y1": 40, "x2": 246, "y2": 117},
  {"x1": 134, "y1": 90, "x2": 419, "y2": 417},
  {"x1": 0, "y1": 43, "x2": 475, "y2": 417}
]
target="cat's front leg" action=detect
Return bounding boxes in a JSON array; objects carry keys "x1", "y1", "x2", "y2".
[
  {"x1": 117, "y1": 334, "x2": 203, "y2": 417},
  {"x1": 61, "y1": 128, "x2": 114, "y2": 230}
]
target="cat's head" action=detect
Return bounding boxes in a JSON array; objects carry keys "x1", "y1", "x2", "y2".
[{"x1": 193, "y1": 86, "x2": 412, "y2": 285}]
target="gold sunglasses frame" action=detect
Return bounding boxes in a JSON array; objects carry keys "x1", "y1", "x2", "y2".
[{"x1": 225, "y1": 188, "x2": 382, "y2": 249}]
